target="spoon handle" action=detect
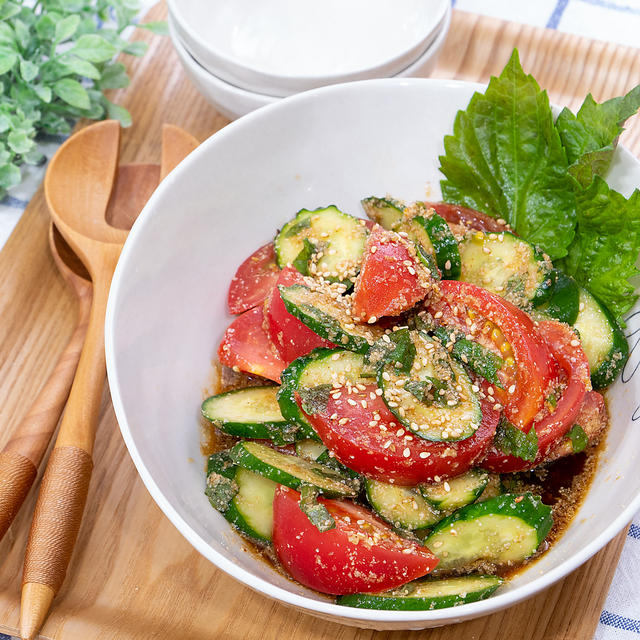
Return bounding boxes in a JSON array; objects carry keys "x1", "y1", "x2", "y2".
[
  {"x1": 0, "y1": 289, "x2": 91, "y2": 541},
  {"x1": 20, "y1": 255, "x2": 118, "y2": 640}
]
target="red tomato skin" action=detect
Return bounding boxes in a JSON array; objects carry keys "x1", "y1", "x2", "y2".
[
  {"x1": 218, "y1": 305, "x2": 285, "y2": 383},
  {"x1": 425, "y1": 202, "x2": 510, "y2": 233},
  {"x1": 228, "y1": 243, "x2": 281, "y2": 314},
  {"x1": 272, "y1": 486, "x2": 438, "y2": 595},
  {"x1": 302, "y1": 385, "x2": 500, "y2": 485},
  {"x1": 430, "y1": 281, "x2": 556, "y2": 430},
  {"x1": 265, "y1": 267, "x2": 334, "y2": 364},
  {"x1": 352, "y1": 225, "x2": 432, "y2": 322},
  {"x1": 482, "y1": 320, "x2": 590, "y2": 473}
]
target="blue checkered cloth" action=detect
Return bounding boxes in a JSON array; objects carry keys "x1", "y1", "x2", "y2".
[{"x1": 2, "y1": 1, "x2": 639, "y2": 638}]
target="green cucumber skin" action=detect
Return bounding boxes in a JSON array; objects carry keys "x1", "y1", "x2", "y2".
[
  {"x1": 427, "y1": 493, "x2": 553, "y2": 547},
  {"x1": 536, "y1": 270, "x2": 580, "y2": 325},
  {"x1": 361, "y1": 197, "x2": 404, "y2": 230},
  {"x1": 277, "y1": 351, "x2": 333, "y2": 440},
  {"x1": 337, "y1": 576, "x2": 503, "y2": 611},
  {"x1": 588, "y1": 296, "x2": 629, "y2": 390},
  {"x1": 279, "y1": 285, "x2": 370, "y2": 353},
  {"x1": 414, "y1": 214, "x2": 461, "y2": 279},
  {"x1": 224, "y1": 496, "x2": 271, "y2": 544},
  {"x1": 229, "y1": 442, "x2": 356, "y2": 498}
]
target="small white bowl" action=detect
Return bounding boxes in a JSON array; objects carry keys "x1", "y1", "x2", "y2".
[
  {"x1": 106, "y1": 78, "x2": 640, "y2": 630},
  {"x1": 167, "y1": 0, "x2": 450, "y2": 97},
  {"x1": 170, "y1": 4, "x2": 450, "y2": 121}
]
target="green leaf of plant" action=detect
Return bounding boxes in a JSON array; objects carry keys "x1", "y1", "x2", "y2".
[
  {"x1": 53, "y1": 77, "x2": 90, "y2": 110},
  {"x1": 560, "y1": 175, "x2": 640, "y2": 319},
  {"x1": 121, "y1": 40, "x2": 147, "y2": 56},
  {"x1": 34, "y1": 13, "x2": 58, "y2": 41},
  {"x1": 0, "y1": 163, "x2": 21, "y2": 189},
  {"x1": 494, "y1": 417, "x2": 538, "y2": 462},
  {"x1": 556, "y1": 86, "x2": 640, "y2": 187},
  {"x1": 0, "y1": 51, "x2": 17, "y2": 74},
  {"x1": 32, "y1": 83, "x2": 52, "y2": 103},
  {"x1": 70, "y1": 34, "x2": 116, "y2": 62},
  {"x1": 60, "y1": 55, "x2": 101, "y2": 80},
  {"x1": 98, "y1": 61, "x2": 129, "y2": 89},
  {"x1": 12, "y1": 19, "x2": 30, "y2": 50},
  {"x1": 0, "y1": 22, "x2": 15, "y2": 48},
  {"x1": 0, "y1": 2, "x2": 20, "y2": 21},
  {"x1": 567, "y1": 424, "x2": 588, "y2": 453},
  {"x1": 0, "y1": 114, "x2": 10, "y2": 133},
  {"x1": 54, "y1": 14, "x2": 80, "y2": 43},
  {"x1": 141, "y1": 20, "x2": 168, "y2": 35},
  {"x1": 104, "y1": 99, "x2": 131, "y2": 127},
  {"x1": 7, "y1": 129, "x2": 33, "y2": 154},
  {"x1": 438, "y1": 49, "x2": 577, "y2": 260},
  {"x1": 19, "y1": 58, "x2": 38, "y2": 82}
]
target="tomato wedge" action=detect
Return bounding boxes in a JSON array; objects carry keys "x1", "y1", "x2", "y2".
[
  {"x1": 228, "y1": 242, "x2": 281, "y2": 314},
  {"x1": 302, "y1": 384, "x2": 499, "y2": 485},
  {"x1": 428, "y1": 281, "x2": 556, "y2": 430},
  {"x1": 218, "y1": 305, "x2": 285, "y2": 383},
  {"x1": 265, "y1": 267, "x2": 334, "y2": 364},
  {"x1": 482, "y1": 320, "x2": 591, "y2": 473},
  {"x1": 425, "y1": 202, "x2": 510, "y2": 233},
  {"x1": 272, "y1": 486, "x2": 438, "y2": 594},
  {"x1": 352, "y1": 225, "x2": 432, "y2": 322}
]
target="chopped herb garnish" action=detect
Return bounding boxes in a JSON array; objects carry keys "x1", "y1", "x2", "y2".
[
  {"x1": 292, "y1": 238, "x2": 317, "y2": 275},
  {"x1": 365, "y1": 328, "x2": 415, "y2": 374},
  {"x1": 298, "y1": 384, "x2": 332, "y2": 415},
  {"x1": 298, "y1": 484, "x2": 335, "y2": 532},
  {"x1": 494, "y1": 417, "x2": 538, "y2": 462},
  {"x1": 567, "y1": 424, "x2": 589, "y2": 453},
  {"x1": 205, "y1": 472, "x2": 238, "y2": 512}
]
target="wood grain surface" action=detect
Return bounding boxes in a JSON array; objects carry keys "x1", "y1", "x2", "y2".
[{"x1": 0, "y1": 5, "x2": 638, "y2": 639}]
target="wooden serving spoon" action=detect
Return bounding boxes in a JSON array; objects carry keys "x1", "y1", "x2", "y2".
[
  {"x1": 19, "y1": 121, "x2": 199, "y2": 640},
  {"x1": 0, "y1": 226, "x2": 91, "y2": 541}
]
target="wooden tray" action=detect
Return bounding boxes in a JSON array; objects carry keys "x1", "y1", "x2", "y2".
[{"x1": 1, "y1": 5, "x2": 638, "y2": 639}]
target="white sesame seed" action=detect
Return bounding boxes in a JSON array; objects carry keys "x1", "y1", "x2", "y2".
[{"x1": 403, "y1": 448, "x2": 411, "y2": 458}]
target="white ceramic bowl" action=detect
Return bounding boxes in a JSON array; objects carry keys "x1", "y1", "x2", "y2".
[
  {"x1": 105, "y1": 79, "x2": 640, "y2": 631},
  {"x1": 170, "y1": 5, "x2": 450, "y2": 121},
  {"x1": 167, "y1": 0, "x2": 450, "y2": 97}
]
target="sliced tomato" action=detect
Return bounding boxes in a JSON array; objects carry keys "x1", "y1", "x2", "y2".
[
  {"x1": 227, "y1": 242, "x2": 281, "y2": 314},
  {"x1": 429, "y1": 281, "x2": 556, "y2": 430},
  {"x1": 544, "y1": 391, "x2": 607, "y2": 462},
  {"x1": 272, "y1": 486, "x2": 438, "y2": 594},
  {"x1": 482, "y1": 320, "x2": 590, "y2": 473},
  {"x1": 265, "y1": 267, "x2": 334, "y2": 364},
  {"x1": 352, "y1": 225, "x2": 432, "y2": 322},
  {"x1": 301, "y1": 384, "x2": 499, "y2": 485},
  {"x1": 218, "y1": 305, "x2": 285, "y2": 383},
  {"x1": 425, "y1": 202, "x2": 510, "y2": 233}
]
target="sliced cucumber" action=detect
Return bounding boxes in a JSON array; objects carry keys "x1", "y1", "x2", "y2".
[
  {"x1": 420, "y1": 469, "x2": 489, "y2": 511},
  {"x1": 279, "y1": 283, "x2": 382, "y2": 353},
  {"x1": 337, "y1": 574, "x2": 503, "y2": 610},
  {"x1": 364, "y1": 478, "x2": 442, "y2": 530},
  {"x1": 202, "y1": 387, "x2": 301, "y2": 444},
  {"x1": 378, "y1": 331, "x2": 482, "y2": 442},
  {"x1": 425, "y1": 493, "x2": 553, "y2": 571},
  {"x1": 206, "y1": 453, "x2": 277, "y2": 543},
  {"x1": 230, "y1": 440, "x2": 358, "y2": 497},
  {"x1": 458, "y1": 231, "x2": 553, "y2": 308},
  {"x1": 361, "y1": 196, "x2": 405, "y2": 230},
  {"x1": 278, "y1": 348, "x2": 368, "y2": 436},
  {"x1": 413, "y1": 213, "x2": 461, "y2": 279},
  {"x1": 295, "y1": 439, "x2": 328, "y2": 461},
  {"x1": 477, "y1": 474, "x2": 503, "y2": 501},
  {"x1": 573, "y1": 287, "x2": 629, "y2": 389},
  {"x1": 274, "y1": 206, "x2": 368, "y2": 282},
  {"x1": 535, "y1": 270, "x2": 580, "y2": 325},
  {"x1": 394, "y1": 216, "x2": 439, "y2": 275}
]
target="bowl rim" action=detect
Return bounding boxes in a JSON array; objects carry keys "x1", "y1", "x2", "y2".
[
  {"x1": 165, "y1": 0, "x2": 450, "y2": 94},
  {"x1": 105, "y1": 76, "x2": 640, "y2": 624}
]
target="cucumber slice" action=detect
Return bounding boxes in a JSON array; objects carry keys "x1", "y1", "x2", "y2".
[
  {"x1": 278, "y1": 348, "x2": 368, "y2": 436},
  {"x1": 425, "y1": 493, "x2": 553, "y2": 571},
  {"x1": 419, "y1": 469, "x2": 489, "y2": 511},
  {"x1": 274, "y1": 206, "x2": 368, "y2": 282},
  {"x1": 337, "y1": 574, "x2": 503, "y2": 610},
  {"x1": 535, "y1": 270, "x2": 580, "y2": 325},
  {"x1": 225, "y1": 467, "x2": 277, "y2": 543},
  {"x1": 378, "y1": 331, "x2": 482, "y2": 442},
  {"x1": 573, "y1": 287, "x2": 629, "y2": 389},
  {"x1": 230, "y1": 440, "x2": 359, "y2": 497},
  {"x1": 279, "y1": 283, "x2": 383, "y2": 353},
  {"x1": 477, "y1": 474, "x2": 503, "y2": 501},
  {"x1": 295, "y1": 439, "x2": 328, "y2": 461},
  {"x1": 361, "y1": 196, "x2": 405, "y2": 230},
  {"x1": 413, "y1": 213, "x2": 461, "y2": 279},
  {"x1": 459, "y1": 231, "x2": 553, "y2": 308},
  {"x1": 202, "y1": 387, "x2": 301, "y2": 444},
  {"x1": 364, "y1": 478, "x2": 442, "y2": 530}
]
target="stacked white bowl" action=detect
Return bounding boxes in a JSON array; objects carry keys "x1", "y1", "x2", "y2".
[{"x1": 167, "y1": 0, "x2": 452, "y2": 120}]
